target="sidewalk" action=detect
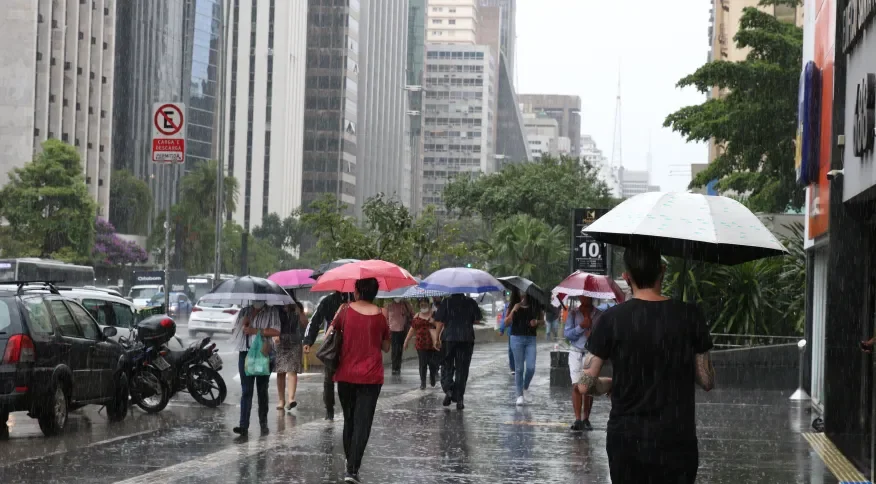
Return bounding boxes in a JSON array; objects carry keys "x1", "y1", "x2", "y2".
[{"x1": 117, "y1": 342, "x2": 841, "y2": 484}]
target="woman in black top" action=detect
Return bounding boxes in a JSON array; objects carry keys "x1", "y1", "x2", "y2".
[
  {"x1": 504, "y1": 288, "x2": 543, "y2": 405},
  {"x1": 274, "y1": 296, "x2": 306, "y2": 412}
]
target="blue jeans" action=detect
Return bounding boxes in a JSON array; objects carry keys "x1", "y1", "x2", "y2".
[
  {"x1": 510, "y1": 335, "x2": 537, "y2": 397},
  {"x1": 545, "y1": 318, "x2": 559, "y2": 341},
  {"x1": 238, "y1": 352, "x2": 270, "y2": 429},
  {"x1": 507, "y1": 337, "x2": 515, "y2": 372}
]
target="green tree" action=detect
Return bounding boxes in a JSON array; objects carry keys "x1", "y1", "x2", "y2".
[
  {"x1": 108, "y1": 169, "x2": 153, "y2": 235},
  {"x1": 221, "y1": 222, "x2": 286, "y2": 276},
  {"x1": 664, "y1": 0, "x2": 803, "y2": 212},
  {"x1": 443, "y1": 154, "x2": 616, "y2": 228},
  {"x1": 252, "y1": 212, "x2": 303, "y2": 253},
  {"x1": 477, "y1": 214, "x2": 567, "y2": 289},
  {"x1": 148, "y1": 160, "x2": 239, "y2": 273},
  {"x1": 0, "y1": 139, "x2": 97, "y2": 262}
]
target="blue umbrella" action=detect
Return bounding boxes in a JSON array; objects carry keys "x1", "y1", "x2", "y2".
[{"x1": 420, "y1": 268, "x2": 503, "y2": 294}]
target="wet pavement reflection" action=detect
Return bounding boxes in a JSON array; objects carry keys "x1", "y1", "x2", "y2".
[{"x1": 0, "y1": 339, "x2": 841, "y2": 483}]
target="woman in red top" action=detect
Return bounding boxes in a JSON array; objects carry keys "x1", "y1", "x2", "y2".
[
  {"x1": 328, "y1": 277, "x2": 390, "y2": 483},
  {"x1": 404, "y1": 298, "x2": 440, "y2": 390}
]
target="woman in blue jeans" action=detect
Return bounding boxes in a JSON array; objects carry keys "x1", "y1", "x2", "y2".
[
  {"x1": 504, "y1": 291, "x2": 544, "y2": 405},
  {"x1": 232, "y1": 302, "x2": 281, "y2": 436}
]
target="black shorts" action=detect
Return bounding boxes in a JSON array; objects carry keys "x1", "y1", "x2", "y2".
[{"x1": 606, "y1": 432, "x2": 699, "y2": 484}]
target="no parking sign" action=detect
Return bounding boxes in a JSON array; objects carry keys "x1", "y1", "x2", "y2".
[{"x1": 151, "y1": 103, "x2": 186, "y2": 163}]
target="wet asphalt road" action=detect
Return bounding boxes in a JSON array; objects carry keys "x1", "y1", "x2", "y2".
[{"x1": 0, "y1": 328, "x2": 840, "y2": 483}]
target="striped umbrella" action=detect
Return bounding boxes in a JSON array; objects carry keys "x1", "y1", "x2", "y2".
[{"x1": 199, "y1": 276, "x2": 294, "y2": 306}]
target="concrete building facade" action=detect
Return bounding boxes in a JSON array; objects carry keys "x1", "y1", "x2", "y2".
[
  {"x1": 523, "y1": 112, "x2": 559, "y2": 159},
  {"x1": 427, "y1": 0, "x2": 478, "y2": 44},
  {"x1": 1, "y1": 0, "x2": 117, "y2": 217},
  {"x1": 477, "y1": 0, "x2": 516, "y2": 79},
  {"x1": 580, "y1": 134, "x2": 620, "y2": 197},
  {"x1": 302, "y1": 0, "x2": 360, "y2": 211},
  {"x1": 356, "y1": 0, "x2": 410, "y2": 215},
  {"x1": 421, "y1": 44, "x2": 495, "y2": 210},
  {"x1": 224, "y1": 0, "x2": 307, "y2": 230},
  {"x1": 518, "y1": 94, "x2": 582, "y2": 158}
]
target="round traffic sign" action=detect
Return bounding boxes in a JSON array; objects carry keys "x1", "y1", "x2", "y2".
[{"x1": 154, "y1": 104, "x2": 184, "y2": 136}]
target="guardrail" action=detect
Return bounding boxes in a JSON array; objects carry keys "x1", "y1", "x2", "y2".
[{"x1": 711, "y1": 333, "x2": 801, "y2": 349}]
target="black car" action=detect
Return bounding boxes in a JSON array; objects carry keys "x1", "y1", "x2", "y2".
[{"x1": 0, "y1": 282, "x2": 128, "y2": 438}]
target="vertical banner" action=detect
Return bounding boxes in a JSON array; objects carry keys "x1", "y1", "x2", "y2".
[{"x1": 570, "y1": 208, "x2": 609, "y2": 275}]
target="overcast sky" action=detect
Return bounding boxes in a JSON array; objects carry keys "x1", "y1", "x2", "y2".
[{"x1": 515, "y1": 0, "x2": 711, "y2": 192}]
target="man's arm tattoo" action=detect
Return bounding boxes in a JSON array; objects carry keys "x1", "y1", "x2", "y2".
[
  {"x1": 695, "y1": 352, "x2": 716, "y2": 391},
  {"x1": 577, "y1": 374, "x2": 612, "y2": 396}
]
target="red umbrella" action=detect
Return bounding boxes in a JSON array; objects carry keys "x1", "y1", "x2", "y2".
[
  {"x1": 552, "y1": 271, "x2": 626, "y2": 304},
  {"x1": 310, "y1": 260, "x2": 417, "y2": 293}
]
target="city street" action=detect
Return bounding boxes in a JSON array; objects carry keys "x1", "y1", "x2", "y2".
[{"x1": 0, "y1": 336, "x2": 840, "y2": 483}]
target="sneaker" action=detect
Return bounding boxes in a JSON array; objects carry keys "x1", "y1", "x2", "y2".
[
  {"x1": 516, "y1": 395, "x2": 524, "y2": 406},
  {"x1": 570, "y1": 420, "x2": 584, "y2": 431},
  {"x1": 232, "y1": 426, "x2": 248, "y2": 435},
  {"x1": 442, "y1": 392, "x2": 453, "y2": 407},
  {"x1": 260, "y1": 425, "x2": 270, "y2": 435},
  {"x1": 456, "y1": 400, "x2": 465, "y2": 411},
  {"x1": 325, "y1": 408, "x2": 335, "y2": 421},
  {"x1": 582, "y1": 419, "x2": 593, "y2": 431},
  {"x1": 285, "y1": 401, "x2": 298, "y2": 411},
  {"x1": 344, "y1": 472, "x2": 362, "y2": 483},
  {"x1": 510, "y1": 371, "x2": 516, "y2": 375}
]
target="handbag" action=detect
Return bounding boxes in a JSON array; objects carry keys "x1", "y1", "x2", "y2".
[
  {"x1": 316, "y1": 306, "x2": 347, "y2": 370},
  {"x1": 245, "y1": 333, "x2": 271, "y2": 376}
]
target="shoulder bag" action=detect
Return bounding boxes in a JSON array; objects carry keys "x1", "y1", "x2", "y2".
[{"x1": 316, "y1": 305, "x2": 348, "y2": 370}]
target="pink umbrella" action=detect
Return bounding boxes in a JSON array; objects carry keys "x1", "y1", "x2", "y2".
[
  {"x1": 552, "y1": 271, "x2": 626, "y2": 305},
  {"x1": 268, "y1": 269, "x2": 317, "y2": 289},
  {"x1": 311, "y1": 260, "x2": 417, "y2": 293}
]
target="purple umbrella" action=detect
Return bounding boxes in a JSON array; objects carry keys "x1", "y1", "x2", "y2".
[{"x1": 267, "y1": 269, "x2": 317, "y2": 289}]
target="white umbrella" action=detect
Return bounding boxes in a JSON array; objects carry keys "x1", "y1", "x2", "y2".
[{"x1": 584, "y1": 192, "x2": 787, "y2": 265}]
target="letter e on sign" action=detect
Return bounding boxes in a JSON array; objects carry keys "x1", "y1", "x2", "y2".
[{"x1": 151, "y1": 102, "x2": 186, "y2": 164}]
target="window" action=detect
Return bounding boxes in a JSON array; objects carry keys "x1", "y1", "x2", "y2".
[
  {"x1": 50, "y1": 57, "x2": 56, "y2": 66},
  {"x1": 112, "y1": 303, "x2": 134, "y2": 328},
  {"x1": 76, "y1": 102, "x2": 81, "y2": 111},
  {"x1": 79, "y1": 31, "x2": 84, "y2": 40},
  {"x1": 432, "y1": 19, "x2": 442, "y2": 24},
  {"x1": 49, "y1": 94, "x2": 56, "y2": 103},
  {"x1": 448, "y1": 19, "x2": 456, "y2": 24},
  {"x1": 36, "y1": 52, "x2": 42, "y2": 61},
  {"x1": 62, "y1": 99, "x2": 68, "y2": 107},
  {"x1": 449, "y1": 8, "x2": 456, "y2": 12},
  {"x1": 77, "y1": 67, "x2": 83, "y2": 75},
  {"x1": 91, "y1": 36, "x2": 96, "y2": 45},
  {"x1": 62, "y1": 132, "x2": 68, "y2": 141},
  {"x1": 49, "y1": 300, "x2": 82, "y2": 337},
  {"x1": 64, "y1": 61, "x2": 71, "y2": 70},
  {"x1": 82, "y1": 299, "x2": 114, "y2": 326},
  {"x1": 67, "y1": 302, "x2": 99, "y2": 340},
  {"x1": 23, "y1": 298, "x2": 53, "y2": 335}
]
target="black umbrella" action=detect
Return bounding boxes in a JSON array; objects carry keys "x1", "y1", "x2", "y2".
[
  {"x1": 312, "y1": 259, "x2": 360, "y2": 279},
  {"x1": 497, "y1": 276, "x2": 551, "y2": 307},
  {"x1": 199, "y1": 276, "x2": 293, "y2": 306}
]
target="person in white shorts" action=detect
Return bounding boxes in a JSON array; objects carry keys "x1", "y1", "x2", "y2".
[{"x1": 564, "y1": 295, "x2": 602, "y2": 431}]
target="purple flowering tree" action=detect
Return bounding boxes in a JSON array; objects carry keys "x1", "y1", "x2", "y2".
[{"x1": 92, "y1": 218, "x2": 149, "y2": 267}]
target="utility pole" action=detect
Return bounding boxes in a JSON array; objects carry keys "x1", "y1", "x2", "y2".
[
  {"x1": 164, "y1": 167, "x2": 172, "y2": 312},
  {"x1": 214, "y1": 0, "x2": 231, "y2": 287}
]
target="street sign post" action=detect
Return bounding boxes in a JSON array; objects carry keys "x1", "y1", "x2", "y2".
[
  {"x1": 570, "y1": 208, "x2": 609, "y2": 275},
  {"x1": 151, "y1": 103, "x2": 186, "y2": 164}
]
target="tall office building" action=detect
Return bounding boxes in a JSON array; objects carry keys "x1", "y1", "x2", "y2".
[
  {"x1": 1, "y1": 0, "x2": 117, "y2": 216},
  {"x1": 518, "y1": 94, "x2": 582, "y2": 158},
  {"x1": 356, "y1": 0, "x2": 410, "y2": 215},
  {"x1": 478, "y1": 0, "x2": 516, "y2": 79},
  {"x1": 224, "y1": 0, "x2": 307, "y2": 231},
  {"x1": 302, "y1": 0, "x2": 360, "y2": 211},
  {"x1": 182, "y1": 0, "x2": 225, "y2": 168},
  {"x1": 114, "y1": 0, "x2": 186, "y2": 219},
  {"x1": 407, "y1": 0, "x2": 428, "y2": 214}
]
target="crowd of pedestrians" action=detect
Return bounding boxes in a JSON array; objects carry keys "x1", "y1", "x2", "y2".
[{"x1": 226, "y1": 245, "x2": 717, "y2": 484}]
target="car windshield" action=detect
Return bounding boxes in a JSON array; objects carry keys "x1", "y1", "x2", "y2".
[
  {"x1": 130, "y1": 287, "x2": 160, "y2": 299},
  {"x1": 149, "y1": 293, "x2": 166, "y2": 304}
]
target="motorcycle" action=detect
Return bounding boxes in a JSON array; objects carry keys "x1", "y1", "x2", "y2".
[
  {"x1": 161, "y1": 337, "x2": 227, "y2": 408},
  {"x1": 119, "y1": 315, "x2": 176, "y2": 414}
]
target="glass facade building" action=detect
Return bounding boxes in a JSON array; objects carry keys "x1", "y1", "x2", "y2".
[
  {"x1": 302, "y1": 0, "x2": 360, "y2": 210},
  {"x1": 407, "y1": 0, "x2": 427, "y2": 213},
  {"x1": 182, "y1": 0, "x2": 224, "y2": 168}
]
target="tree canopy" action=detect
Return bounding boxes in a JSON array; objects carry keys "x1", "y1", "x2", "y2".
[
  {"x1": 442, "y1": 155, "x2": 616, "y2": 228},
  {"x1": 0, "y1": 140, "x2": 97, "y2": 262},
  {"x1": 93, "y1": 218, "x2": 148, "y2": 267},
  {"x1": 475, "y1": 214, "x2": 567, "y2": 289},
  {"x1": 109, "y1": 169, "x2": 153, "y2": 235},
  {"x1": 664, "y1": 0, "x2": 803, "y2": 212}
]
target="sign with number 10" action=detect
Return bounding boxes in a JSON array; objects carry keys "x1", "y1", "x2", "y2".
[{"x1": 571, "y1": 208, "x2": 608, "y2": 275}]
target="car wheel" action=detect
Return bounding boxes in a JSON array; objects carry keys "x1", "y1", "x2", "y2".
[
  {"x1": 37, "y1": 385, "x2": 68, "y2": 437},
  {"x1": 106, "y1": 374, "x2": 129, "y2": 422}
]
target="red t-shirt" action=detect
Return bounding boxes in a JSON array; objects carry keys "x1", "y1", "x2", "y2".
[{"x1": 332, "y1": 306, "x2": 390, "y2": 385}]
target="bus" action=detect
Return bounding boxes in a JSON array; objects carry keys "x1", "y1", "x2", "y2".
[
  {"x1": 188, "y1": 273, "x2": 235, "y2": 302},
  {"x1": 0, "y1": 258, "x2": 95, "y2": 287}
]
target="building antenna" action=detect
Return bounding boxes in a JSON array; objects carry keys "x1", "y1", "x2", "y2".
[{"x1": 611, "y1": 63, "x2": 623, "y2": 170}]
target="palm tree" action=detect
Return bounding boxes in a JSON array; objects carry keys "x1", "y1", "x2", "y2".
[{"x1": 482, "y1": 214, "x2": 566, "y2": 289}]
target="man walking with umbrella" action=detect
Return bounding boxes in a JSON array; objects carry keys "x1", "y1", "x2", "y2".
[
  {"x1": 433, "y1": 293, "x2": 482, "y2": 410},
  {"x1": 303, "y1": 291, "x2": 348, "y2": 421},
  {"x1": 577, "y1": 245, "x2": 715, "y2": 484}
]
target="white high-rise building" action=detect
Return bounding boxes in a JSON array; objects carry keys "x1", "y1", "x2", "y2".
[
  {"x1": 427, "y1": 0, "x2": 479, "y2": 44},
  {"x1": 580, "y1": 134, "x2": 621, "y2": 197},
  {"x1": 224, "y1": 0, "x2": 307, "y2": 231},
  {"x1": 1, "y1": 0, "x2": 116, "y2": 216}
]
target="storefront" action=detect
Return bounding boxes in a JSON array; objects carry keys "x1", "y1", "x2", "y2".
[{"x1": 805, "y1": 0, "x2": 876, "y2": 478}]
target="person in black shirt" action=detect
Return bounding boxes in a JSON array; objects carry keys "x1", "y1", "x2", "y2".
[
  {"x1": 433, "y1": 293, "x2": 483, "y2": 410},
  {"x1": 579, "y1": 245, "x2": 715, "y2": 484},
  {"x1": 504, "y1": 288, "x2": 543, "y2": 406},
  {"x1": 302, "y1": 291, "x2": 350, "y2": 420}
]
